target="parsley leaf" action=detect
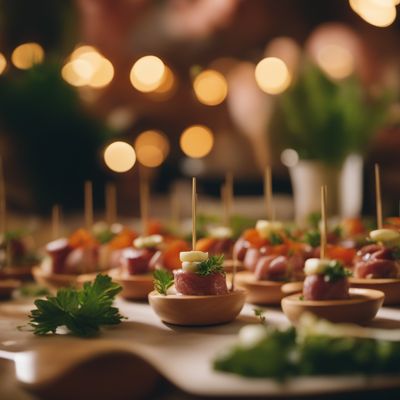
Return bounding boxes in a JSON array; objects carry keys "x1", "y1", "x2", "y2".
[
  {"x1": 253, "y1": 308, "x2": 267, "y2": 324},
  {"x1": 323, "y1": 261, "x2": 352, "y2": 282},
  {"x1": 28, "y1": 274, "x2": 123, "y2": 337},
  {"x1": 196, "y1": 255, "x2": 225, "y2": 276},
  {"x1": 153, "y1": 269, "x2": 174, "y2": 295},
  {"x1": 303, "y1": 230, "x2": 320, "y2": 248},
  {"x1": 269, "y1": 232, "x2": 284, "y2": 245}
]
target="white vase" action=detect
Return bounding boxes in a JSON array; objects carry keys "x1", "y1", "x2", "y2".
[{"x1": 289, "y1": 154, "x2": 363, "y2": 225}]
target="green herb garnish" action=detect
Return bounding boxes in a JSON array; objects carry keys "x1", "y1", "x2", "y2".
[
  {"x1": 324, "y1": 261, "x2": 352, "y2": 282},
  {"x1": 153, "y1": 269, "x2": 174, "y2": 295},
  {"x1": 269, "y1": 232, "x2": 284, "y2": 245},
  {"x1": 303, "y1": 230, "x2": 320, "y2": 248},
  {"x1": 28, "y1": 274, "x2": 123, "y2": 337},
  {"x1": 253, "y1": 308, "x2": 266, "y2": 324},
  {"x1": 197, "y1": 255, "x2": 225, "y2": 276},
  {"x1": 214, "y1": 319, "x2": 400, "y2": 380},
  {"x1": 95, "y1": 229, "x2": 115, "y2": 244}
]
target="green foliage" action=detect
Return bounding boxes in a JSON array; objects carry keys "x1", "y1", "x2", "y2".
[
  {"x1": 214, "y1": 325, "x2": 400, "y2": 380},
  {"x1": 273, "y1": 61, "x2": 391, "y2": 164},
  {"x1": 303, "y1": 230, "x2": 321, "y2": 248},
  {"x1": 269, "y1": 232, "x2": 284, "y2": 245},
  {"x1": 197, "y1": 255, "x2": 225, "y2": 276},
  {"x1": 28, "y1": 274, "x2": 123, "y2": 337},
  {"x1": 323, "y1": 261, "x2": 352, "y2": 282},
  {"x1": 253, "y1": 308, "x2": 267, "y2": 324},
  {"x1": 153, "y1": 269, "x2": 174, "y2": 295}
]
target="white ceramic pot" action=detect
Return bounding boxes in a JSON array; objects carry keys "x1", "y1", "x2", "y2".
[{"x1": 289, "y1": 154, "x2": 363, "y2": 225}]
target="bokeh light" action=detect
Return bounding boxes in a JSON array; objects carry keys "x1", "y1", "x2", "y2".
[
  {"x1": 193, "y1": 69, "x2": 228, "y2": 105},
  {"x1": 104, "y1": 141, "x2": 136, "y2": 172},
  {"x1": 316, "y1": 44, "x2": 354, "y2": 79},
  {"x1": 349, "y1": 0, "x2": 397, "y2": 27},
  {"x1": 180, "y1": 125, "x2": 214, "y2": 158},
  {"x1": 0, "y1": 53, "x2": 7, "y2": 75},
  {"x1": 11, "y1": 43, "x2": 44, "y2": 70},
  {"x1": 130, "y1": 55, "x2": 166, "y2": 92},
  {"x1": 154, "y1": 66, "x2": 176, "y2": 94},
  {"x1": 62, "y1": 46, "x2": 114, "y2": 88},
  {"x1": 281, "y1": 149, "x2": 299, "y2": 167},
  {"x1": 135, "y1": 130, "x2": 170, "y2": 167},
  {"x1": 255, "y1": 57, "x2": 291, "y2": 95}
]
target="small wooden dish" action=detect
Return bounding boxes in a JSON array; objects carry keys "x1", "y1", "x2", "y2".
[
  {"x1": 148, "y1": 289, "x2": 246, "y2": 326},
  {"x1": 32, "y1": 266, "x2": 78, "y2": 290},
  {"x1": 350, "y1": 278, "x2": 400, "y2": 305},
  {"x1": 235, "y1": 271, "x2": 285, "y2": 305},
  {"x1": 0, "y1": 266, "x2": 33, "y2": 281},
  {"x1": 109, "y1": 269, "x2": 154, "y2": 300},
  {"x1": 223, "y1": 260, "x2": 244, "y2": 273},
  {"x1": 281, "y1": 281, "x2": 304, "y2": 296},
  {"x1": 281, "y1": 288, "x2": 384, "y2": 325},
  {"x1": 0, "y1": 279, "x2": 21, "y2": 299}
]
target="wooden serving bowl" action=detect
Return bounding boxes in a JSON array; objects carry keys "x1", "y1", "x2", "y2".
[
  {"x1": 0, "y1": 265, "x2": 33, "y2": 281},
  {"x1": 281, "y1": 281, "x2": 304, "y2": 296},
  {"x1": 33, "y1": 266, "x2": 107, "y2": 291},
  {"x1": 223, "y1": 260, "x2": 244, "y2": 273},
  {"x1": 0, "y1": 279, "x2": 21, "y2": 299},
  {"x1": 281, "y1": 288, "x2": 384, "y2": 325},
  {"x1": 148, "y1": 289, "x2": 246, "y2": 326},
  {"x1": 109, "y1": 269, "x2": 154, "y2": 300},
  {"x1": 350, "y1": 278, "x2": 400, "y2": 305},
  {"x1": 235, "y1": 271, "x2": 285, "y2": 305}
]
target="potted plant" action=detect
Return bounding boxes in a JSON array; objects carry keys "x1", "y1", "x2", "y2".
[{"x1": 272, "y1": 61, "x2": 391, "y2": 223}]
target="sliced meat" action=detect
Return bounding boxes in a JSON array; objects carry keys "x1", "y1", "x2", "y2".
[
  {"x1": 233, "y1": 237, "x2": 249, "y2": 262},
  {"x1": 243, "y1": 247, "x2": 262, "y2": 272},
  {"x1": 174, "y1": 270, "x2": 228, "y2": 295},
  {"x1": 46, "y1": 238, "x2": 72, "y2": 274},
  {"x1": 354, "y1": 259, "x2": 398, "y2": 279},
  {"x1": 254, "y1": 255, "x2": 277, "y2": 280},
  {"x1": 120, "y1": 248, "x2": 154, "y2": 275},
  {"x1": 303, "y1": 274, "x2": 349, "y2": 300},
  {"x1": 64, "y1": 246, "x2": 99, "y2": 274}
]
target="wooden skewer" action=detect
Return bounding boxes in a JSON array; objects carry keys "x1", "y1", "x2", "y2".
[
  {"x1": 264, "y1": 166, "x2": 273, "y2": 221},
  {"x1": 140, "y1": 168, "x2": 150, "y2": 235},
  {"x1": 52, "y1": 204, "x2": 61, "y2": 240},
  {"x1": 375, "y1": 163, "x2": 383, "y2": 229},
  {"x1": 105, "y1": 183, "x2": 117, "y2": 225},
  {"x1": 320, "y1": 185, "x2": 328, "y2": 259},
  {"x1": 192, "y1": 177, "x2": 197, "y2": 251},
  {"x1": 84, "y1": 181, "x2": 94, "y2": 230},
  {"x1": 170, "y1": 188, "x2": 180, "y2": 231},
  {"x1": 0, "y1": 157, "x2": 6, "y2": 236}
]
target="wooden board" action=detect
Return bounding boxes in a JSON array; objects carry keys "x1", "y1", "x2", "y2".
[{"x1": 1, "y1": 298, "x2": 400, "y2": 398}]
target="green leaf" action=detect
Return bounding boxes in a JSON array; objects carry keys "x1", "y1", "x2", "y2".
[
  {"x1": 196, "y1": 255, "x2": 225, "y2": 276},
  {"x1": 323, "y1": 261, "x2": 352, "y2": 282},
  {"x1": 28, "y1": 274, "x2": 124, "y2": 337},
  {"x1": 153, "y1": 269, "x2": 174, "y2": 295}
]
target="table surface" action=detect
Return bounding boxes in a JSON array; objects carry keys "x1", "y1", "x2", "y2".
[{"x1": 1, "y1": 294, "x2": 400, "y2": 400}]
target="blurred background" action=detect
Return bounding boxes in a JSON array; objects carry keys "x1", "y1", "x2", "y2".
[{"x1": 1, "y1": 0, "x2": 400, "y2": 224}]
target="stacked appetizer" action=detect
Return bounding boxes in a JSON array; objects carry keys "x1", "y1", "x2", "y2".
[
  {"x1": 0, "y1": 230, "x2": 40, "y2": 280},
  {"x1": 149, "y1": 249, "x2": 245, "y2": 326},
  {"x1": 350, "y1": 228, "x2": 400, "y2": 304}
]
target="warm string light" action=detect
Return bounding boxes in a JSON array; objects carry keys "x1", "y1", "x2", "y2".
[
  {"x1": 349, "y1": 0, "x2": 397, "y2": 27},
  {"x1": 62, "y1": 45, "x2": 114, "y2": 88},
  {"x1": 255, "y1": 57, "x2": 291, "y2": 95},
  {"x1": 135, "y1": 130, "x2": 170, "y2": 168},
  {"x1": 11, "y1": 43, "x2": 44, "y2": 69},
  {"x1": 104, "y1": 141, "x2": 136, "y2": 173},
  {"x1": 180, "y1": 125, "x2": 214, "y2": 158},
  {"x1": 0, "y1": 53, "x2": 7, "y2": 75},
  {"x1": 130, "y1": 55, "x2": 166, "y2": 92},
  {"x1": 193, "y1": 69, "x2": 228, "y2": 106},
  {"x1": 316, "y1": 44, "x2": 354, "y2": 80}
]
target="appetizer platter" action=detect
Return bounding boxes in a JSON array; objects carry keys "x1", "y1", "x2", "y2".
[
  {"x1": 281, "y1": 186, "x2": 384, "y2": 324},
  {"x1": 350, "y1": 164, "x2": 400, "y2": 305},
  {"x1": 148, "y1": 177, "x2": 246, "y2": 326}
]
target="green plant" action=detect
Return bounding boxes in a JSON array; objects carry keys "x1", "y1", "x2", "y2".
[{"x1": 273, "y1": 61, "x2": 391, "y2": 164}]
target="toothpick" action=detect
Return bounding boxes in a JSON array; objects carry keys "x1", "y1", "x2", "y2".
[
  {"x1": 375, "y1": 163, "x2": 383, "y2": 229},
  {"x1": 105, "y1": 183, "x2": 117, "y2": 225},
  {"x1": 264, "y1": 166, "x2": 273, "y2": 220},
  {"x1": 52, "y1": 204, "x2": 61, "y2": 240},
  {"x1": 0, "y1": 157, "x2": 6, "y2": 235},
  {"x1": 84, "y1": 181, "x2": 93, "y2": 230},
  {"x1": 192, "y1": 177, "x2": 197, "y2": 251},
  {"x1": 140, "y1": 167, "x2": 149, "y2": 235},
  {"x1": 320, "y1": 185, "x2": 328, "y2": 259}
]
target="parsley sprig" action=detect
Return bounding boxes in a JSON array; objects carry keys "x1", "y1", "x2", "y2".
[
  {"x1": 303, "y1": 230, "x2": 320, "y2": 248},
  {"x1": 269, "y1": 232, "x2": 284, "y2": 245},
  {"x1": 153, "y1": 269, "x2": 174, "y2": 295},
  {"x1": 323, "y1": 261, "x2": 352, "y2": 282},
  {"x1": 28, "y1": 274, "x2": 123, "y2": 337},
  {"x1": 197, "y1": 255, "x2": 225, "y2": 276}
]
